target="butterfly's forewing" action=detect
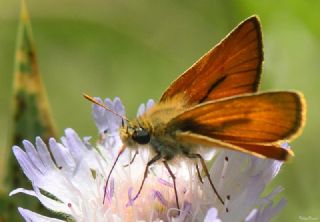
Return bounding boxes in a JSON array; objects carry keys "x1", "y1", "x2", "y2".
[
  {"x1": 160, "y1": 16, "x2": 263, "y2": 105},
  {"x1": 169, "y1": 91, "x2": 305, "y2": 151}
]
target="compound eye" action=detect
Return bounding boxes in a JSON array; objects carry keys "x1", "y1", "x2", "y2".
[{"x1": 132, "y1": 128, "x2": 150, "y2": 144}]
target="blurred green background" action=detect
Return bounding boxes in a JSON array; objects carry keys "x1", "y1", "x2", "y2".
[{"x1": 0, "y1": 0, "x2": 319, "y2": 221}]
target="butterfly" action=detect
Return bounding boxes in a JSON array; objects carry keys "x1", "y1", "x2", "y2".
[{"x1": 84, "y1": 15, "x2": 306, "y2": 212}]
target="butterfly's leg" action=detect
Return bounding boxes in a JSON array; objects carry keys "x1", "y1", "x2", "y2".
[
  {"x1": 123, "y1": 151, "x2": 138, "y2": 167},
  {"x1": 163, "y1": 161, "x2": 180, "y2": 210},
  {"x1": 195, "y1": 163, "x2": 204, "y2": 183},
  {"x1": 186, "y1": 153, "x2": 225, "y2": 207},
  {"x1": 132, "y1": 153, "x2": 161, "y2": 201}
]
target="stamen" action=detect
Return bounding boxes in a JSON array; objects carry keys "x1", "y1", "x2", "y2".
[
  {"x1": 182, "y1": 201, "x2": 192, "y2": 217},
  {"x1": 125, "y1": 187, "x2": 134, "y2": 207},
  {"x1": 158, "y1": 178, "x2": 173, "y2": 188},
  {"x1": 183, "y1": 201, "x2": 192, "y2": 212},
  {"x1": 105, "y1": 178, "x2": 115, "y2": 203},
  {"x1": 103, "y1": 144, "x2": 126, "y2": 204},
  {"x1": 152, "y1": 190, "x2": 168, "y2": 207}
]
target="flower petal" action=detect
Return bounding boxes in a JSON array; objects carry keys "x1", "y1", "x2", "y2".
[
  {"x1": 18, "y1": 207, "x2": 65, "y2": 222},
  {"x1": 136, "y1": 103, "x2": 146, "y2": 117},
  {"x1": 204, "y1": 208, "x2": 222, "y2": 222},
  {"x1": 92, "y1": 97, "x2": 109, "y2": 133},
  {"x1": 146, "y1": 99, "x2": 155, "y2": 110},
  {"x1": 22, "y1": 140, "x2": 43, "y2": 172},
  {"x1": 32, "y1": 185, "x2": 71, "y2": 214},
  {"x1": 49, "y1": 138, "x2": 76, "y2": 172},
  {"x1": 12, "y1": 146, "x2": 42, "y2": 182},
  {"x1": 245, "y1": 198, "x2": 286, "y2": 222},
  {"x1": 113, "y1": 97, "x2": 125, "y2": 127},
  {"x1": 35, "y1": 137, "x2": 57, "y2": 170},
  {"x1": 9, "y1": 188, "x2": 36, "y2": 197}
]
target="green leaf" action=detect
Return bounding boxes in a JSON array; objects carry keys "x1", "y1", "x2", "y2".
[
  {"x1": 0, "y1": 1, "x2": 57, "y2": 221},
  {"x1": 12, "y1": 2, "x2": 57, "y2": 143}
]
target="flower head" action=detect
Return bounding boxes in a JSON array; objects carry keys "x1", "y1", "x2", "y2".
[{"x1": 10, "y1": 97, "x2": 288, "y2": 221}]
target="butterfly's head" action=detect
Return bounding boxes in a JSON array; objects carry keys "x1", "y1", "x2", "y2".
[
  {"x1": 82, "y1": 94, "x2": 152, "y2": 148},
  {"x1": 120, "y1": 119, "x2": 151, "y2": 148}
]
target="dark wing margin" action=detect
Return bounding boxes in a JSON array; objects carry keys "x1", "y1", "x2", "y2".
[
  {"x1": 160, "y1": 16, "x2": 263, "y2": 105},
  {"x1": 169, "y1": 91, "x2": 306, "y2": 144}
]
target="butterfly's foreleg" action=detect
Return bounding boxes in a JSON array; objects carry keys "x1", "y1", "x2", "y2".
[
  {"x1": 123, "y1": 151, "x2": 138, "y2": 167},
  {"x1": 132, "y1": 153, "x2": 161, "y2": 201}
]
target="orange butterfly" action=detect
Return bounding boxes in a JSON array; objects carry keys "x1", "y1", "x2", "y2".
[{"x1": 84, "y1": 15, "x2": 306, "y2": 211}]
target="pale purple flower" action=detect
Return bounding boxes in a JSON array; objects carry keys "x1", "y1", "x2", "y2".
[{"x1": 10, "y1": 97, "x2": 289, "y2": 221}]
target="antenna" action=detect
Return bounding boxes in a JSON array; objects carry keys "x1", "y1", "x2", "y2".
[{"x1": 83, "y1": 93, "x2": 129, "y2": 122}]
